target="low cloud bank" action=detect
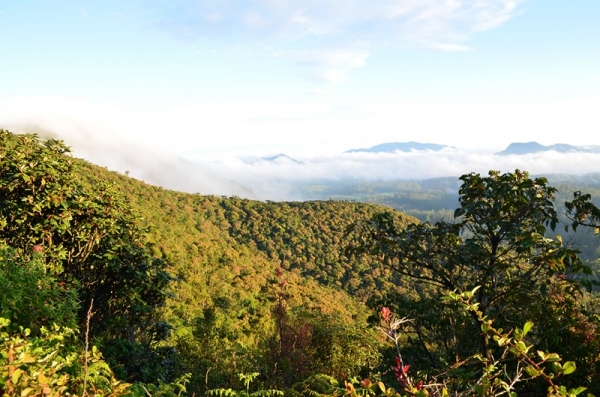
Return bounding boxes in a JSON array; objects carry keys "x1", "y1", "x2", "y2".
[
  {"x1": 188, "y1": 149, "x2": 600, "y2": 200},
  {"x1": 4, "y1": 120, "x2": 600, "y2": 201}
]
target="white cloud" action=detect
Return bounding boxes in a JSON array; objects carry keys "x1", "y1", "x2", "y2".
[
  {"x1": 164, "y1": 0, "x2": 527, "y2": 41},
  {"x1": 148, "y1": 0, "x2": 530, "y2": 82},
  {"x1": 471, "y1": 0, "x2": 524, "y2": 31},
  {"x1": 280, "y1": 49, "x2": 370, "y2": 83}
]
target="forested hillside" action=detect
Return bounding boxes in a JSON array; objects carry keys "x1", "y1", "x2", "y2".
[
  {"x1": 2, "y1": 130, "x2": 600, "y2": 396},
  {"x1": 79, "y1": 164, "x2": 417, "y2": 301},
  {"x1": 299, "y1": 176, "x2": 600, "y2": 268}
]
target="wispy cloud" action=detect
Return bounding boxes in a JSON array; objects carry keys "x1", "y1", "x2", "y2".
[
  {"x1": 146, "y1": 0, "x2": 530, "y2": 82},
  {"x1": 150, "y1": 0, "x2": 527, "y2": 41},
  {"x1": 272, "y1": 49, "x2": 369, "y2": 83}
]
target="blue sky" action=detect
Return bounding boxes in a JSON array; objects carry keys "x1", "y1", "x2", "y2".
[{"x1": 1, "y1": 0, "x2": 600, "y2": 162}]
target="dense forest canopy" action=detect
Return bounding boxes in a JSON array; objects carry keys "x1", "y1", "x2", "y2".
[{"x1": 2, "y1": 129, "x2": 600, "y2": 396}]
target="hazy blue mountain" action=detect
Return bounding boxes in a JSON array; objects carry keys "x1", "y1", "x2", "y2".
[
  {"x1": 497, "y1": 142, "x2": 600, "y2": 155},
  {"x1": 345, "y1": 141, "x2": 449, "y2": 153},
  {"x1": 261, "y1": 153, "x2": 302, "y2": 164}
]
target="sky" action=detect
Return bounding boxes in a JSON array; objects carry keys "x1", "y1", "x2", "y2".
[{"x1": 1, "y1": 1, "x2": 600, "y2": 197}]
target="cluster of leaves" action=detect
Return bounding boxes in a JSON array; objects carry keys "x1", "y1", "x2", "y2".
[
  {"x1": 0, "y1": 250, "x2": 130, "y2": 396},
  {"x1": 0, "y1": 130, "x2": 176, "y2": 384},
  {"x1": 443, "y1": 288, "x2": 586, "y2": 396},
  {"x1": 0, "y1": 318, "x2": 78, "y2": 396}
]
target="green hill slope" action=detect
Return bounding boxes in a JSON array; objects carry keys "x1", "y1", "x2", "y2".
[
  {"x1": 75, "y1": 156, "x2": 418, "y2": 391},
  {"x1": 78, "y1": 160, "x2": 417, "y2": 311}
]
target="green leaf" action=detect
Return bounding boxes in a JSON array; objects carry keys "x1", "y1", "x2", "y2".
[
  {"x1": 21, "y1": 387, "x2": 34, "y2": 397},
  {"x1": 562, "y1": 361, "x2": 576, "y2": 375},
  {"x1": 523, "y1": 321, "x2": 533, "y2": 336},
  {"x1": 551, "y1": 362, "x2": 562, "y2": 374},
  {"x1": 12, "y1": 368, "x2": 23, "y2": 384},
  {"x1": 22, "y1": 353, "x2": 36, "y2": 363},
  {"x1": 545, "y1": 353, "x2": 561, "y2": 362},
  {"x1": 569, "y1": 386, "x2": 587, "y2": 395},
  {"x1": 524, "y1": 366, "x2": 539, "y2": 377},
  {"x1": 514, "y1": 328, "x2": 523, "y2": 340},
  {"x1": 516, "y1": 341, "x2": 529, "y2": 353}
]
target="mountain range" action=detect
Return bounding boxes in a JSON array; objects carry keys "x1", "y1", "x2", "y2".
[
  {"x1": 343, "y1": 141, "x2": 600, "y2": 155},
  {"x1": 344, "y1": 141, "x2": 449, "y2": 153},
  {"x1": 497, "y1": 142, "x2": 600, "y2": 155}
]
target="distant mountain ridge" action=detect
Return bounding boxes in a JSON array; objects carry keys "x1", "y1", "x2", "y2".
[
  {"x1": 497, "y1": 142, "x2": 600, "y2": 155},
  {"x1": 345, "y1": 141, "x2": 449, "y2": 153},
  {"x1": 261, "y1": 153, "x2": 301, "y2": 163}
]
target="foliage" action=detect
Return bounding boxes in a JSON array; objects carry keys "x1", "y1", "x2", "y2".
[
  {"x1": 206, "y1": 372, "x2": 283, "y2": 397},
  {"x1": 0, "y1": 317, "x2": 77, "y2": 396},
  {"x1": 127, "y1": 373, "x2": 191, "y2": 397},
  {"x1": 265, "y1": 269, "x2": 382, "y2": 388},
  {"x1": 0, "y1": 316, "x2": 135, "y2": 396},
  {"x1": 4, "y1": 128, "x2": 600, "y2": 395},
  {"x1": 443, "y1": 288, "x2": 586, "y2": 396},
  {"x1": 0, "y1": 245, "x2": 79, "y2": 333},
  {"x1": 0, "y1": 130, "x2": 175, "y2": 382},
  {"x1": 565, "y1": 191, "x2": 600, "y2": 236},
  {"x1": 366, "y1": 300, "x2": 589, "y2": 397},
  {"x1": 347, "y1": 170, "x2": 600, "y2": 394}
]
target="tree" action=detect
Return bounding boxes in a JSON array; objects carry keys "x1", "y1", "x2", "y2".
[
  {"x1": 0, "y1": 130, "x2": 175, "y2": 382},
  {"x1": 347, "y1": 170, "x2": 598, "y2": 392},
  {"x1": 565, "y1": 190, "x2": 600, "y2": 235}
]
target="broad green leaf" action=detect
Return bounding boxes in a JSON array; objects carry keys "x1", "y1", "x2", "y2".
[
  {"x1": 545, "y1": 353, "x2": 561, "y2": 362},
  {"x1": 551, "y1": 362, "x2": 562, "y2": 374},
  {"x1": 523, "y1": 321, "x2": 533, "y2": 336},
  {"x1": 22, "y1": 353, "x2": 37, "y2": 363},
  {"x1": 569, "y1": 386, "x2": 587, "y2": 395},
  {"x1": 12, "y1": 368, "x2": 23, "y2": 384},
  {"x1": 21, "y1": 387, "x2": 34, "y2": 397},
  {"x1": 514, "y1": 328, "x2": 523, "y2": 340},
  {"x1": 524, "y1": 365, "x2": 539, "y2": 377},
  {"x1": 562, "y1": 361, "x2": 576, "y2": 375}
]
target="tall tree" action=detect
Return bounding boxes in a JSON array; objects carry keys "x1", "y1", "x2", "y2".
[{"x1": 347, "y1": 170, "x2": 598, "y2": 391}]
